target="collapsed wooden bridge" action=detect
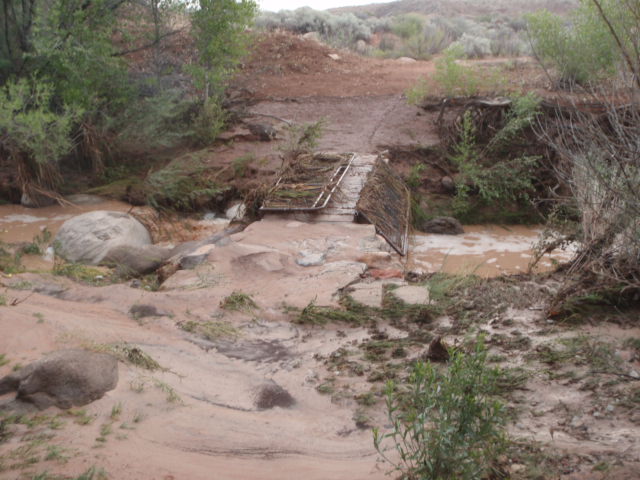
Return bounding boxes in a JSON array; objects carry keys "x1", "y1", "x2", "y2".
[{"x1": 260, "y1": 152, "x2": 410, "y2": 255}]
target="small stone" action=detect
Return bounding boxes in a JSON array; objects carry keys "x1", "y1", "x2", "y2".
[
  {"x1": 0, "y1": 349, "x2": 118, "y2": 410},
  {"x1": 570, "y1": 415, "x2": 583, "y2": 428},
  {"x1": 630, "y1": 370, "x2": 639, "y2": 379},
  {"x1": 606, "y1": 404, "x2": 614, "y2": 413},
  {"x1": 349, "y1": 283, "x2": 383, "y2": 308},
  {"x1": 392, "y1": 285, "x2": 430, "y2": 304},
  {"x1": 328, "y1": 53, "x2": 340, "y2": 60},
  {"x1": 423, "y1": 337, "x2": 450, "y2": 362},
  {"x1": 296, "y1": 251, "x2": 326, "y2": 267},
  {"x1": 441, "y1": 176, "x2": 455, "y2": 193},
  {"x1": 225, "y1": 203, "x2": 246, "y2": 221},
  {"x1": 254, "y1": 381, "x2": 295, "y2": 410},
  {"x1": 247, "y1": 123, "x2": 277, "y2": 141},
  {"x1": 43, "y1": 246, "x2": 55, "y2": 262}
]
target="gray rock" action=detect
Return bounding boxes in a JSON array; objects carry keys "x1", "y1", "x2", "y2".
[
  {"x1": 55, "y1": 211, "x2": 152, "y2": 265},
  {"x1": 247, "y1": 123, "x2": 277, "y2": 141},
  {"x1": 302, "y1": 31, "x2": 320, "y2": 43},
  {"x1": 296, "y1": 251, "x2": 326, "y2": 267},
  {"x1": 0, "y1": 350, "x2": 118, "y2": 410},
  {"x1": 392, "y1": 285, "x2": 430, "y2": 305},
  {"x1": 102, "y1": 244, "x2": 172, "y2": 276},
  {"x1": 418, "y1": 216, "x2": 464, "y2": 235},
  {"x1": 441, "y1": 176, "x2": 455, "y2": 193},
  {"x1": 355, "y1": 39, "x2": 367, "y2": 54},
  {"x1": 225, "y1": 203, "x2": 246, "y2": 221}
]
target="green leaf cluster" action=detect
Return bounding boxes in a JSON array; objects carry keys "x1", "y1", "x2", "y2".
[
  {"x1": 0, "y1": 79, "x2": 79, "y2": 167},
  {"x1": 0, "y1": 0, "x2": 257, "y2": 197},
  {"x1": 433, "y1": 45, "x2": 481, "y2": 97},
  {"x1": 526, "y1": 2, "x2": 620, "y2": 85},
  {"x1": 374, "y1": 339, "x2": 506, "y2": 480},
  {"x1": 451, "y1": 94, "x2": 541, "y2": 216}
]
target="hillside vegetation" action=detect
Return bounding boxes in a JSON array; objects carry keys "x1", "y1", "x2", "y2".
[
  {"x1": 0, "y1": 0, "x2": 257, "y2": 206},
  {"x1": 329, "y1": 0, "x2": 578, "y2": 18}
]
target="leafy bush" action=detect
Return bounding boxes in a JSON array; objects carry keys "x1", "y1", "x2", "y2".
[
  {"x1": 489, "y1": 26, "x2": 528, "y2": 57},
  {"x1": 526, "y1": 6, "x2": 618, "y2": 85},
  {"x1": 278, "y1": 120, "x2": 325, "y2": 160},
  {"x1": 451, "y1": 95, "x2": 541, "y2": 216},
  {"x1": 0, "y1": 79, "x2": 81, "y2": 195},
  {"x1": 256, "y1": 8, "x2": 372, "y2": 49},
  {"x1": 191, "y1": 97, "x2": 227, "y2": 145},
  {"x1": 433, "y1": 45, "x2": 481, "y2": 96},
  {"x1": 451, "y1": 33, "x2": 491, "y2": 59},
  {"x1": 0, "y1": 0, "x2": 257, "y2": 202},
  {"x1": 190, "y1": 0, "x2": 257, "y2": 97},
  {"x1": 374, "y1": 340, "x2": 507, "y2": 480},
  {"x1": 110, "y1": 89, "x2": 197, "y2": 153},
  {"x1": 144, "y1": 154, "x2": 222, "y2": 210},
  {"x1": 392, "y1": 14, "x2": 425, "y2": 40}
]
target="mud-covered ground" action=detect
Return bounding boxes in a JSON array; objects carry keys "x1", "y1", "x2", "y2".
[{"x1": 1, "y1": 32, "x2": 639, "y2": 480}]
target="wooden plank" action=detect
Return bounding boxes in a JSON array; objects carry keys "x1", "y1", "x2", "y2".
[{"x1": 355, "y1": 159, "x2": 410, "y2": 256}]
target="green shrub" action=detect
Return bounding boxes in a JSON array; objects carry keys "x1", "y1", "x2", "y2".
[
  {"x1": 256, "y1": 8, "x2": 372, "y2": 50},
  {"x1": 190, "y1": 0, "x2": 257, "y2": 98},
  {"x1": 278, "y1": 120, "x2": 325, "y2": 160},
  {"x1": 526, "y1": 7, "x2": 618, "y2": 85},
  {"x1": 144, "y1": 153, "x2": 222, "y2": 210},
  {"x1": 451, "y1": 95, "x2": 540, "y2": 216},
  {"x1": 0, "y1": 79, "x2": 81, "y2": 191},
  {"x1": 374, "y1": 340, "x2": 507, "y2": 480},
  {"x1": 0, "y1": 0, "x2": 257, "y2": 200},
  {"x1": 191, "y1": 97, "x2": 227, "y2": 145},
  {"x1": 452, "y1": 33, "x2": 491, "y2": 58},
  {"x1": 433, "y1": 45, "x2": 481, "y2": 96}
]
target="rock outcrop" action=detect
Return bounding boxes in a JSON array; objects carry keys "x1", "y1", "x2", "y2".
[
  {"x1": 102, "y1": 244, "x2": 172, "y2": 276},
  {"x1": 0, "y1": 350, "x2": 118, "y2": 410},
  {"x1": 55, "y1": 211, "x2": 152, "y2": 265}
]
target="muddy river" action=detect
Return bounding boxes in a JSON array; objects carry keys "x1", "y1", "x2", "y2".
[
  {"x1": 0, "y1": 197, "x2": 132, "y2": 244},
  {"x1": 411, "y1": 224, "x2": 574, "y2": 277},
  {"x1": 0, "y1": 200, "x2": 574, "y2": 276}
]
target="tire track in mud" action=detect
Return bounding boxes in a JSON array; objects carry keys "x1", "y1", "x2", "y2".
[{"x1": 367, "y1": 96, "x2": 402, "y2": 149}]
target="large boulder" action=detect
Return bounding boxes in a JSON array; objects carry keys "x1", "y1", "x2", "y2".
[
  {"x1": 54, "y1": 211, "x2": 152, "y2": 265},
  {"x1": 0, "y1": 350, "x2": 118, "y2": 410}
]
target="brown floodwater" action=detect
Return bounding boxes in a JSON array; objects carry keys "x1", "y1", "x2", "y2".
[
  {"x1": 409, "y1": 224, "x2": 576, "y2": 277},
  {"x1": 0, "y1": 198, "x2": 132, "y2": 244},
  {"x1": 1, "y1": 199, "x2": 576, "y2": 278}
]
